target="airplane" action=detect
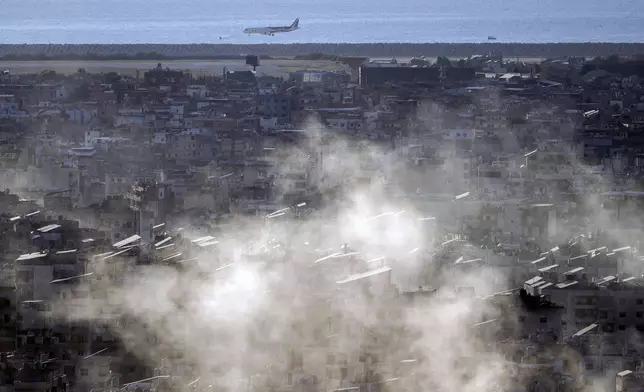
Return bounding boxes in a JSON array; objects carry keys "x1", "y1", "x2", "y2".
[{"x1": 243, "y1": 18, "x2": 300, "y2": 36}]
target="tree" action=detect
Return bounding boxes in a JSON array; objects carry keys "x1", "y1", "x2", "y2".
[
  {"x1": 103, "y1": 72, "x2": 121, "y2": 85},
  {"x1": 39, "y1": 69, "x2": 57, "y2": 82},
  {"x1": 435, "y1": 56, "x2": 452, "y2": 68}
]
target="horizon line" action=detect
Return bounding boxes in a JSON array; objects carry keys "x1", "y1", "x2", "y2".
[{"x1": 1, "y1": 42, "x2": 644, "y2": 46}]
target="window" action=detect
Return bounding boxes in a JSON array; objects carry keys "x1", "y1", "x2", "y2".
[
  {"x1": 289, "y1": 352, "x2": 303, "y2": 370},
  {"x1": 539, "y1": 316, "x2": 548, "y2": 324},
  {"x1": 518, "y1": 316, "x2": 525, "y2": 323},
  {"x1": 637, "y1": 312, "x2": 643, "y2": 318},
  {"x1": 80, "y1": 368, "x2": 89, "y2": 376},
  {"x1": 619, "y1": 312, "x2": 626, "y2": 318},
  {"x1": 16, "y1": 270, "x2": 34, "y2": 281},
  {"x1": 575, "y1": 309, "x2": 590, "y2": 318},
  {"x1": 619, "y1": 325, "x2": 626, "y2": 331},
  {"x1": 637, "y1": 299, "x2": 644, "y2": 305}
]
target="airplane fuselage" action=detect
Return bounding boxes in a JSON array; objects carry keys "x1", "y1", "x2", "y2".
[
  {"x1": 244, "y1": 19, "x2": 300, "y2": 36},
  {"x1": 243, "y1": 26, "x2": 299, "y2": 36}
]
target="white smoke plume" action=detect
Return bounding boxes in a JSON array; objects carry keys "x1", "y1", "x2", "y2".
[{"x1": 53, "y1": 114, "x2": 555, "y2": 392}]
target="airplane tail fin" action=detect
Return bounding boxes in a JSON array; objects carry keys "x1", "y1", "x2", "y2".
[{"x1": 291, "y1": 18, "x2": 299, "y2": 29}]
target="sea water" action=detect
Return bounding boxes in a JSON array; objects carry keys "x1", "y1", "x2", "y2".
[{"x1": 1, "y1": 0, "x2": 643, "y2": 44}]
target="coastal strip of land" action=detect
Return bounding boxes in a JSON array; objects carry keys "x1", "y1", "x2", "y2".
[
  {"x1": 1, "y1": 43, "x2": 643, "y2": 60},
  {"x1": 0, "y1": 59, "x2": 352, "y2": 77}
]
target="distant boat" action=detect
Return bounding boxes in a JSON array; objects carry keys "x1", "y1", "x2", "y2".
[{"x1": 488, "y1": 36, "x2": 497, "y2": 40}]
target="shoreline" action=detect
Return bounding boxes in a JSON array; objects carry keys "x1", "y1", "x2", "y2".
[{"x1": 1, "y1": 43, "x2": 644, "y2": 60}]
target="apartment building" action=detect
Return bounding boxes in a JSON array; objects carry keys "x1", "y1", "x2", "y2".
[{"x1": 0, "y1": 267, "x2": 15, "y2": 353}]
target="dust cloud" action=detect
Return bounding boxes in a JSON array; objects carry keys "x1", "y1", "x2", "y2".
[{"x1": 52, "y1": 111, "x2": 571, "y2": 392}]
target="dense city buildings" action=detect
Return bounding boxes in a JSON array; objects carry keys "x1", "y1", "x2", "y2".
[{"x1": 1, "y1": 53, "x2": 644, "y2": 392}]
